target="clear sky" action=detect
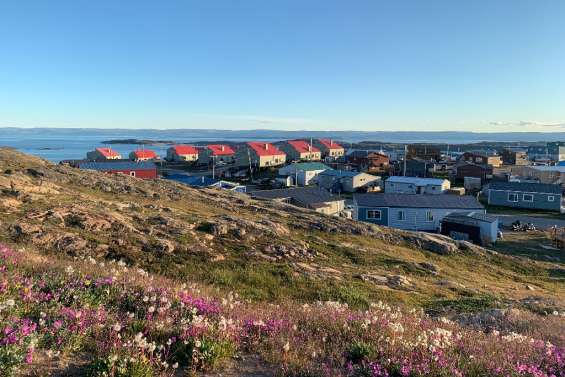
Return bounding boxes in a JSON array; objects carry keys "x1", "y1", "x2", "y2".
[{"x1": 1, "y1": 0, "x2": 564, "y2": 132}]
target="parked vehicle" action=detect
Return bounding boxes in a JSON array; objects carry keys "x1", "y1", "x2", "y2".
[{"x1": 511, "y1": 220, "x2": 536, "y2": 232}]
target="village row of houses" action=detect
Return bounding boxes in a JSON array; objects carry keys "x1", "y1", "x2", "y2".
[
  {"x1": 249, "y1": 184, "x2": 499, "y2": 246},
  {"x1": 85, "y1": 139, "x2": 346, "y2": 167}
]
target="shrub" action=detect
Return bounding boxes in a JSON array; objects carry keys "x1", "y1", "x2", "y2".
[
  {"x1": 346, "y1": 341, "x2": 375, "y2": 364},
  {"x1": 87, "y1": 355, "x2": 154, "y2": 377},
  {"x1": 172, "y1": 337, "x2": 235, "y2": 370}
]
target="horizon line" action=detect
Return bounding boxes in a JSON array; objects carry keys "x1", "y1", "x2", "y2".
[{"x1": 2, "y1": 126, "x2": 565, "y2": 134}]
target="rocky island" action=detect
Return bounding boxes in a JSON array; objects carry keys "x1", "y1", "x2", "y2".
[{"x1": 101, "y1": 138, "x2": 175, "y2": 146}]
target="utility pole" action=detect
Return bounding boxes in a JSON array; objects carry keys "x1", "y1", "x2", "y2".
[
  {"x1": 212, "y1": 155, "x2": 216, "y2": 180},
  {"x1": 403, "y1": 144, "x2": 407, "y2": 177},
  {"x1": 247, "y1": 148, "x2": 253, "y2": 181}
]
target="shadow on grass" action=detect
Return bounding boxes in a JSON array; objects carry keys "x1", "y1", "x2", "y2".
[{"x1": 493, "y1": 236, "x2": 564, "y2": 263}]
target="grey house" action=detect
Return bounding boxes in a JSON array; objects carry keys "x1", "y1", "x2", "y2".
[
  {"x1": 487, "y1": 182, "x2": 562, "y2": 212},
  {"x1": 441, "y1": 212, "x2": 499, "y2": 246},
  {"x1": 353, "y1": 193, "x2": 484, "y2": 231}
]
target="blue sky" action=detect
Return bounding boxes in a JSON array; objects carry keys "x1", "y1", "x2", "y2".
[{"x1": 1, "y1": 0, "x2": 564, "y2": 131}]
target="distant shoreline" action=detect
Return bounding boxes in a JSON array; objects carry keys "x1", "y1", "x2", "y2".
[{"x1": 3, "y1": 127, "x2": 565, "y2": 144}]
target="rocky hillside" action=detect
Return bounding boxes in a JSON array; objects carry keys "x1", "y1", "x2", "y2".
[{"x1": 0, "y1": 148, "x2": 563, "y2": 314}]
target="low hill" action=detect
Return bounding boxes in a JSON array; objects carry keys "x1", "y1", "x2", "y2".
[
  {"x1": 0, "y1": 148, "x2": 563, "y2": 313},
  {"x1": 0, "y1": 148, "x2": 563, "y2": 376}
]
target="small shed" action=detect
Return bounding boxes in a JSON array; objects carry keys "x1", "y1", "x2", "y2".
[{"x1": 441, "y1": 212, "x2": 499, "y2": 245}]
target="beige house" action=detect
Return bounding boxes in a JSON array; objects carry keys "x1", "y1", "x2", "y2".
[
  {"x1": 166, "y1": 145, "x2": 198, "y2": 162},
  {"x1": 234, "y1": 142, "x2": 286, "y2": 168},
  {"x1": 512, "y1": 165, "x2": 565, "y2": 186},
  {"x1": 198, "y1": 144, "x2": 236, "y2": 165},
  {"x1": 278, "y1": 140, "x2": 322, "y2": 161},
  {"x1": 128, "y1": 149, "x2": 158, "y2": 162},
  {"x1": 313, "y1": 139, "x2": 345, "y2": 159},
  {"x1": 86, "y1": 147, "x2": 122, "y2": 161}
]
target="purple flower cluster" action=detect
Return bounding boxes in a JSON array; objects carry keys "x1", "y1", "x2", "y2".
[{"x1": 0, "y1": 242, "x2": 563, "y2": 377}]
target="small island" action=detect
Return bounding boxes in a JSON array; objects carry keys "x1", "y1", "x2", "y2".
[{"x1": 101, "y1": 138, "x2": 175, "y2": 146}]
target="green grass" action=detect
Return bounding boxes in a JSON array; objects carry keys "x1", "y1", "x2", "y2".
[
  {"x1": 485, "y1": 204, "x2": 565, "y2": 219},
  {"x1": 493, "y1": 231, "x2": 565, "y2": 263},
  {"x1": 423, "y1": 295, "x2": 504, "y2": 315}
]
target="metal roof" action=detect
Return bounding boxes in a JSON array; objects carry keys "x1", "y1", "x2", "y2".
[
  {"x1": 354, "y1": 193, "x2": 484, "y2": 209},
  {"x1": 78, "y1": 161, "x2": 156, "y2": 171},
  {"x1": 206, "y1": 144, "x2": 235, "y2": 156},
  {"x1": 489, "y1": 181, "x2": 562, "y2": 194},
  {"x1": 318, "y1": 169, "x2": 360, "y2": 178},
  {"x1": 442, "y1": 211, "x2": 498, "y2": 224},
  {"x1": 250, "y1": 187, "x2": 343, "y2": 206},
  {"x1": 317, "y1": 139, "x2": 344, "y2": 150},
  {"x1": 246, "y1": 142, "x2": 285, "y2": 157},
  {"x1": 170, "y1": 145, "x2": 198, "y2": 155},
  {"x1": 386, "y1": 176, "x2": 448, "y2": 186},
  {"x1": 130, "y1": 149, "x2": 158, "y2": 159},
  {"x1": 285, "y1": 140, "x2": 321, "y2": 153},
  {"x1": 280, "y1": 162, "x2": 331, "y2": 172},
  {"x1": 94, "y1": 147, "x2": 121, "y2": 157}
]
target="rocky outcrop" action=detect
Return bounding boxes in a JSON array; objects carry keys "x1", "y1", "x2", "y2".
[
  {"x1": 403, "y1": 233, "x2": 460, "y2": 255},
  {"x1": 360, "y1": 273, "x2": 414, "y2": 290}
]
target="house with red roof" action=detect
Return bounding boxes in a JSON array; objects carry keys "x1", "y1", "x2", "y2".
[
  {"x1": 86, "y1": 147, "x2": 122, "y2": 161},
  {"x1": 166, "y1": 145, "x2": 199, "y2": 162},
  {"x1": 235, "y1": 142, "x2": 286, "y2": 168},
  {"x1": 198, "y1": 144, "x2": 236, "y2": 165},
  {"x1": 278, "y1": 140, "x2": 321, "y2": 162},
  {"x1": 129, "y1": 149, "x2": 159, "y2": 162},
  {"x1": 313, "y1": 139, "x2": 345, "y2": 160}
]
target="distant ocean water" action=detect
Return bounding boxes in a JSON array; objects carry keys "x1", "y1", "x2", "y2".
[{"x1": 1, "y1": 128, "x2": 564, "y2": 162}]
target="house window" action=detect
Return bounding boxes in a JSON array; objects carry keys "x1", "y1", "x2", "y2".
[
  {"x1": 130, "y1": 171, "x2": 136, "y2": 177},
  {"x1": 425, "y1": 211, "x2": 434, "y2": 222},
  {"x1": 522, "y1": 194, "x2": 534, "y2": 202},
  {"x1": 367, "y1": 210, "x2": 382, "y2": 220},
  {"x1": 397, "y1": 210, "x2": 405, "y2": 221},
  {"x1": 508, "y1": 193, "x2": 519, "y2": 202},
  {"x1": 548, "y1": 195, "x2": 555, "y2": 202}
]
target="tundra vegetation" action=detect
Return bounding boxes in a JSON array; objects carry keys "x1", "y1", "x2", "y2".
[{"x1": 0, "y1": 148, "x2": 563, "y2": 376}]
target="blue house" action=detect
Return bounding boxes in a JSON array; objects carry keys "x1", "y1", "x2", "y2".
[
  {"x1": 353, "y1": 193, "x2": 484, "y2": 231},
  {"x1": 487, "y1": 181, "x2": 562, "y2": 212}
]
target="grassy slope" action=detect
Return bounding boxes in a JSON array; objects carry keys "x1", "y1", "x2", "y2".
[{"x1": 0, "y1": 148, "x2": 563, "y2": 314}]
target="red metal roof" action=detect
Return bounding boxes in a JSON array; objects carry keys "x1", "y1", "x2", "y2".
[
  {"x1": 131, "y1": 149, "x2": 158, "y2": 159},
  {"x1": 247, "y1": 142, "x2": 285, "y2": 157},
  {"x1": 317, "y1": 139, "x2": 343, "y2": 150},
  {"x1": 207, "y1": 144, "x2": 235, "y2": 156},
  {"x1": 171, "y1": 145, "x2": 198, "y2": 155},
  {"x1": 286, "y1": 140, "x2": 320, "y2": 154},
  {"x1": 96, "y1": 147, "x2": 121, "y2": 157}
]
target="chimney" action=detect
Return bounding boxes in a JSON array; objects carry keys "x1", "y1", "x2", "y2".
[
  {"x1": 221, "y1": 145, "x2": 225, "y2": 152},
  {"x1": 264, "y1": 143, "x2": 269, "y2": 151}
]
